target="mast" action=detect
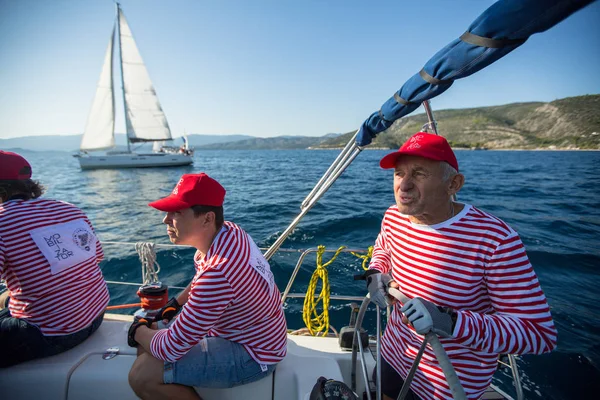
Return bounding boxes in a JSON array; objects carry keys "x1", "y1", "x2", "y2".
[{"x1": 116, "y1": 2, "x2": 131, "y2": 153}]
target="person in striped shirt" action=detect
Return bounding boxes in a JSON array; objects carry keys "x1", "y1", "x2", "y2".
[
  {"x1": 128, "y1": 173, "x2": 287, "y2": 400},
  {"x1": 0, "y1": 151, "x2": 109, "y2": 368},
  {"x1": 364, "y1": 133, "x2": 557, "y2": 400}
]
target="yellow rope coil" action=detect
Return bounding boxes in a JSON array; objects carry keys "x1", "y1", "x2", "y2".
[
  {"x1": 350, "y1": 246, "x2": 373, "y2": 270},
  {"x1": 302, "y1": 245, "x2": 345, "y2": 336}
]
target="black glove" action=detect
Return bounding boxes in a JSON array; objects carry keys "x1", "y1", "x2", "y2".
[
  {"x1": 154, "y1": 297, "x2": 181, "y2": 323},
  {"x1": 400, "y1": 297, "x2": 457, "y2": 338},
  {"x1": 127, "y1": 318, "x2": 152, "y2": 347},
  {"x1": 363, "y1": 269, "x2": 392, "y2": 308}
]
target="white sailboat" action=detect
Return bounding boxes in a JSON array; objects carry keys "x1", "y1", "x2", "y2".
[{"x1": 75, "y1": 3, "x2": 193, "y2": 170}]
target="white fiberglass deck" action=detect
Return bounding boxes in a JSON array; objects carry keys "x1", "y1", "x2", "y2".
[{"x1": 0, "y1": 313, "x2": 373, "y2": 400}]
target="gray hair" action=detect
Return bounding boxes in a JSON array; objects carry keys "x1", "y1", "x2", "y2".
[{"x1": 440, "y1": 162, "x2": 458, "y2": 182}]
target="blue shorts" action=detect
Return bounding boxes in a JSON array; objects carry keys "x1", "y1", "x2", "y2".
[{"x1": 163, "y1": 336, "x2": 276, "y2": 388}]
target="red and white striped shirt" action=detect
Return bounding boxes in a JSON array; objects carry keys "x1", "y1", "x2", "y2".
[
  {"x1": 369, "y1": 204, "x2": 557, "y2": 400},
  {"x1": 0, "y1": 198, "x2": 109, "y2": 335},
  {"x1": 150, "y1": 221, "x2": 287, "y2": 364}
]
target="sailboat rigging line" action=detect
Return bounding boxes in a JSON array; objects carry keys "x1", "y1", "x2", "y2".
[
  {"x1": 135, "y1": 242, "x2": 160, "y2": 284},
  {"x1": 421, "y1": 100, "x2": 459, "y2": 204},
  {"x1": 301, "y1": 130, "x2": 360, "y2": 209},
  {"x1": 101, "y1": 241, "x2": 317, "y2": 254},
  {"x1": 104, "y1": 281, "x2": 184, "y2": 291},
  {"x1": 422, "y1": 100, "x2": 439, "y2": 135},
  {"x1": 102, "y1": 241, "x2": 190, "y2": 248},
  {"x1": 264, "y1": 146, "x2": 363, "y2": 260},
  {"x1": 308, "y1": 147, "x2": 363, "y2": 210}
]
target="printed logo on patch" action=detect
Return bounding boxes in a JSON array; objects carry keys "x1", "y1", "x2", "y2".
[{"x1": 72, "y1": 228, "x2": 92, "y2": 251}]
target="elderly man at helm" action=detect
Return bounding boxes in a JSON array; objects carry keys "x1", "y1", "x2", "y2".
[
  {"x1": 364, "y1": 132, "x2": 557, "y2": 400},
  {"x1": 127, "y1": 173, "x2": 287, "y2": 400}
]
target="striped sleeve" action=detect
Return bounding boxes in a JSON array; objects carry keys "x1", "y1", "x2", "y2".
[
  {"x1": 0, "y1": 235, "x2": 5, "y2": 276},
  {"x1": 150, "y1": 270, "x2": 234, "y2": 362},
  {"x1": 453, "y1": 232, "x2": 557, "y2": 355},
  {"x1": 368, "y1": 214, "x2": 392, "y2": 274}
]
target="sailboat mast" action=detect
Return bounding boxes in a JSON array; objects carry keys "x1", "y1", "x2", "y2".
[{"x1": 116, "y1": 2, "x2": 131, "y2": 153}]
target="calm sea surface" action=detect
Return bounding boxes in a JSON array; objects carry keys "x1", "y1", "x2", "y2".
[{"x1": 14, "y1": 149, "x2": 600, "y2": 399}]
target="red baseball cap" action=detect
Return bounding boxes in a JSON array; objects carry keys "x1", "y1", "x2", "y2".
[
  {"x1": 0, "y1": 150, "x2": 32, "y2": 180},
  {"x1": 379, "y1": 132, "x2": 459, "y2": 172},
  {"x1": 148, "y1": 173, "x2": 226, "y2": 212}
]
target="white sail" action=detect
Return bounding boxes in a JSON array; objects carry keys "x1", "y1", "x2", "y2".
[
  {"x1": 80, "y1": 26, "x2": 116, "y2": 151},
  {"x1": 118, "y1": 10, "x2": 172, "y2": 143}
]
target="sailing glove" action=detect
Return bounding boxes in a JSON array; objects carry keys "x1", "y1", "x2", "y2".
[
  {"x1": 364, "y1": 269, "x2": 392, "y2": 309},
  {"x1": 400, "y1": 297, "x2": 456, "y2": 338},
  {"x1": 127, "y1": 318, "x2": 152, "y2": 347},
  {"x1": 154, "y1": 297, "x2": 181, "y2": 323}
]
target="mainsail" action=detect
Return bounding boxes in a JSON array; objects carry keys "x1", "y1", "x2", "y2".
[
  {"x1": 118, "y1": 9, "x2": 172, "y2": 143},
  {"x1": 80, "y1": 27, "x2": 116, "y2": 151}
]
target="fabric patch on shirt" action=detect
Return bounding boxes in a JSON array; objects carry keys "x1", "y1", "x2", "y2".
[
  {"x1": 29, "y1": 219, "x2": 97, "y2": 275},
  {"x1": 247, "y1": 234, "x2": 274, "y2": 292}
]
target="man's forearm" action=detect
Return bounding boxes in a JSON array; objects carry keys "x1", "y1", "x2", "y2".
[
  {"x1": 176, "y1": 281, "x2": 192, "y2": 305},
  {"x1": 135, "y1": 326, "x2": 159, "y2": 355}
]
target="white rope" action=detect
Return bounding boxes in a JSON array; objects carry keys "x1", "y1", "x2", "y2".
[{"x1": 135, "y1": 242, "x2": 161, "y2": 284}]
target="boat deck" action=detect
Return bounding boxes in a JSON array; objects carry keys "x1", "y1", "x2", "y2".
[{"x1": 0, "y1": 313, "x2": 514, "y2": 399}]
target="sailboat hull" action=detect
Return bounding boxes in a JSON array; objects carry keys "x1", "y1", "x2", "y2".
[{"x1": 77, "y1": 153, "x2": 193, "y2": 170}]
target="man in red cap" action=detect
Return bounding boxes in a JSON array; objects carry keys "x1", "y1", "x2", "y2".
[
  {"x1": 363, "y1": 133, "x2": 557, "y2": 400},
  {"x1": 0, "y1": 151, "x2": 109, "y2": 368},
  {"x1": 128, "y1": 173, "x2": 287, "y2": 400}
]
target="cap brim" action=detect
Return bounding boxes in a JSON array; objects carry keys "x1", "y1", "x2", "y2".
[
  {"x1": 379, "y1": 152, "x2": 402, "y2": 169},
  {"x1": 148, "y1": 195, "x2": 191, "y2": 212}
]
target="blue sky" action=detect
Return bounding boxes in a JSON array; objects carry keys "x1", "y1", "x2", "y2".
[{"x1": 1, "y1": 0, "x2": 599, "y2": 139}]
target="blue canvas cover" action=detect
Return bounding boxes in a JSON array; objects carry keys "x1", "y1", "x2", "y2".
[{"x1": 356, "y1": 0, "x2": 596, "y2": 146}]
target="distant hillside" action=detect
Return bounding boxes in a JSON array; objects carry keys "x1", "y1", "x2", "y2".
[
  {"x1": 0, "y1": 133, "x2": 254, "y2": 152},
  {"x1": 317, "y1": 94, "x2": 600, "y2": 150},
  {"x1": 186, "y1": 134, "x2": 254, "y2": 147},
  {"x1": 198, "y1": 135, "x2": 332, "y2": 150},
  {"x1": 3, "y1": 95, "x2": 598, "y2": 151}
]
